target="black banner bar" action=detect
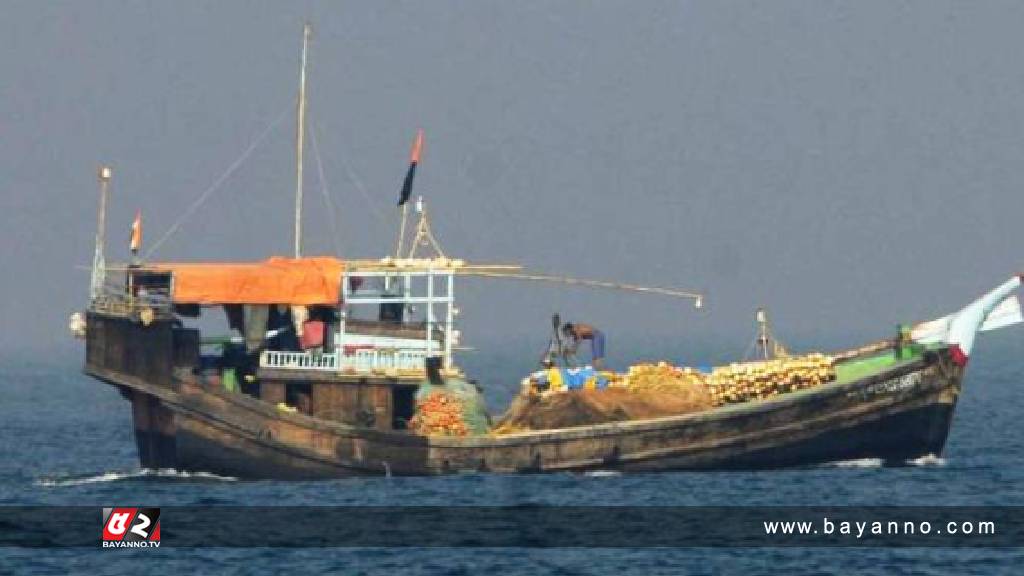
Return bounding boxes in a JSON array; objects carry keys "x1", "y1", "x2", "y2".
[{"x1": 1, "y1": 507, "x2": 1021, "y2": 548}]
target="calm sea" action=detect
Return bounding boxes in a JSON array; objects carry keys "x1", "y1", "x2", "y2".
[{"x1": 2, "y1": 332, "x2": 1023, "y2": 574}]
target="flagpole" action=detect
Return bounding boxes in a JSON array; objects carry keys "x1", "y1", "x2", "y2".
[
  {"x1": 395, "y1": 203, "x2": 409, "y2": 258},
  {"x1": 394, "y1": 129, "x2": 423, "y2": 258}
]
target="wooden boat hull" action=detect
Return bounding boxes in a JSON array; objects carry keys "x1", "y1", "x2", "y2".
[{"x1": 86, "y1": 347, "x2": 962, "y2": 479}]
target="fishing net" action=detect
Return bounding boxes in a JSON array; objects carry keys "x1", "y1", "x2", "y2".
[{"x1": 491, "y1": 387, "x2": 714, "y2": 434}]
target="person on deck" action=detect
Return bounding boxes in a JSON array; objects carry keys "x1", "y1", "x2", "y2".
[{"x1": 562, "y1": 322, "x2": 607, "y2": 369}]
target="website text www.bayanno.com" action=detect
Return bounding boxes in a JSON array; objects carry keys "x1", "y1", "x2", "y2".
[
  {"x1": 765, "y1": 517, "x2": 997, "y2": 540},
  {"x1": 0, "y1": 506, "x2": 1021, "y2": 547}
]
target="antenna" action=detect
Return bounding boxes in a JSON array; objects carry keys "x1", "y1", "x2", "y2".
[
  {"x1": 91, "y1": 165, "x2": 112, "y2": 300},
  {"x1": 757, "y1": 308, "x2": 769, "y2": 359},
  {"x1": 745, "y1": 307, "x2": 787, "y2": 360},
  {"x1": 294, "y1": 23, "x2": 311, "y2": 258}
]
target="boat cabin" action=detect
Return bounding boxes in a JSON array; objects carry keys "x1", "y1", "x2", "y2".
[
  {"x1": 85, "y1": 257, "x2": 464, "y2": 432},
  {"x1": 256, "y1": 260, "x2": 461, "y2": 431}
]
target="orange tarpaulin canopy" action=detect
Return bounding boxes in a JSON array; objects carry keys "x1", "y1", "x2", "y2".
[{"x1": 151, "y1": 257, "x2": 345, "y2": 305}]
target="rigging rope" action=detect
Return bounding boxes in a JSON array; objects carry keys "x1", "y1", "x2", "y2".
[
  {"x1": 336, "y1": 141, "x2": 386, "y2": 224},
  {"x1": 309, "y1": 121, "x2": 344, "y2": 255},
  {"x1": 145, "y1": 104, "x2": 292, "y2": 258}
]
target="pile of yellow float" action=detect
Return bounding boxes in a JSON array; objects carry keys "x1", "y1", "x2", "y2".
[
  {"x1": 705, "y1": 353, "x2": 835, "y2": 405},
  {"x1": 494, "y1": 354, "x2": 837, "y2": 434},
  {"x1": 618, "y1": 363, "x2": 707, "y2": 394},
  {"x1": 527, "y1": 353, "x2": 836, "y2": 407}
]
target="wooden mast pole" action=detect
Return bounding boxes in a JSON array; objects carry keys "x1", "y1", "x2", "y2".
[
  {"x1": 91, "y1": 165, "x2": 112, "y2": 300},
  {"x1": 294, "y1": 23, "x2": 311, "y2": 258}
]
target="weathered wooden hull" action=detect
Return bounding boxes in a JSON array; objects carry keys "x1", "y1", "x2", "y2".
[{"x1": 86, "y1": 347, "x2": 963, "y2": 479}]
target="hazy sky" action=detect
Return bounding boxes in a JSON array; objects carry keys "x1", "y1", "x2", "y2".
[{"x1": 3, "y1": 1, "x2": 1024, "y2": 359}]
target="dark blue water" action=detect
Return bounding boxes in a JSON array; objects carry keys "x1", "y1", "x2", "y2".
[{"x1": 2, "y1": 333, "x2": 1024, "y2": 574}]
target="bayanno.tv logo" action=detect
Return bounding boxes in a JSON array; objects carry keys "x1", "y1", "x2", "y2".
[{"x1": 101, "y1": 508, "x2": 161, "y2": 548}]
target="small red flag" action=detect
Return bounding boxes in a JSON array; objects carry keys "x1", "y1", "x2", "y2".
[
  {"x1": 130, "y1": 210, "x2": 142, "y2": 253},
  {"x1": 410, "y1": 128, "x2": 424, "y2": 164}
]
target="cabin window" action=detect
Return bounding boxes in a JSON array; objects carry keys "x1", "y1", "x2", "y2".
[
  {"x1": 392, "y1": 385, "x2": 417, "y2": 430},
  {"x1": 379, "y1": 299, "x2": 404, "y2": 323},
  {"x1": 286, "y1": 382, "x2": 312, "y2": 414}
]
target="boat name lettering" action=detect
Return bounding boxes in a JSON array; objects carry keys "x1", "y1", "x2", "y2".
[{"x1": 864, "y1": 372, "x2": 922, "y2": 396}]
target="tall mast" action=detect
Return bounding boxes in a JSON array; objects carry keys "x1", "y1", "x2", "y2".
[
  {"x1": 294, "y1": 23, "x2": 311, "y2": 258},
  {"x1": 90, "y1": 165, "x2": 112, "y2": 300}
]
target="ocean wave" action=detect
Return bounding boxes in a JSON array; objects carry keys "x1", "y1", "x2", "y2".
[{"x1": 36, "y1": 468, "x2": 237, "y2": 487}]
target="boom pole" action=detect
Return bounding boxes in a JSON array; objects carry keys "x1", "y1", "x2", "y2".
[
  {"x1": 294, "y1": 23, "x2": 311, "y2": 258},
  {"x1": 459, "y1": 270, "x2": 705, "y2": 307}
]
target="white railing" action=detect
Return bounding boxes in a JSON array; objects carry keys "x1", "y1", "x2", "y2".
[
  {"x1": 344, "y1": 348, "x2": 428, "y2": 372},
  {"x1": 260, "y1": 348, "x2": 429, "y2": 373},
  {"x1": 261, "y1": 350, "x2": 339, "y2": 370}
]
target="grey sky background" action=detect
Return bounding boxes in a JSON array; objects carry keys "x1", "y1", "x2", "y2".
[{"x1": 3, "y1": 1, "x2": 1023, "y2": 361}]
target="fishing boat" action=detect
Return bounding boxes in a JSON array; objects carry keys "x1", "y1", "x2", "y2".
[{"x1": 71, "y1": 25, "x2": 1023, "y2": 478}]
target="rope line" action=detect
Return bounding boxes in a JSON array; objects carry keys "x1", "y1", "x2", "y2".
[
  {"x1": 309, "y1": 121, "x2": 344, "y2": 255},
  {"x1": 145, "y1": 104, "x2": 292, "y2": 258},
  {"x1": 336, "y1": 141, "x2": 386, "y2": 224}
]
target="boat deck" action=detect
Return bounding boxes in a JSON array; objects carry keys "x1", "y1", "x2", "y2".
[{"x1": 835, "y1": 345, "x2": 938, "y2": 384}]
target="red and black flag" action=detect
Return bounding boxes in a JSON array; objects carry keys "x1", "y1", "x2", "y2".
[{"x1": 398, "y1": 128, "x2": 424, "y2": 206}]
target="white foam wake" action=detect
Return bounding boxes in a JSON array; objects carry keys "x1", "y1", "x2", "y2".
[
  {"x1": 583, "y1": 470, "x2": 622, "y2": 478},
  {"x1": 826, "y1": 458, "x2": 884, "y2": 468},
  {"x1": 907, "y1": 454, "x2": 947, "y2": 467},
  {"x1": 36, "y1": 468, "x2": 237, "y2": 487},
  {"x1": 821, "y1": 455, "x2": 947, "y2": 468}
]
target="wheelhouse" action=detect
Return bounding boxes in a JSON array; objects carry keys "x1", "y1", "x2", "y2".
[{"x1": 88, "y1": 257, "x2": 468, "y2": 432}]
